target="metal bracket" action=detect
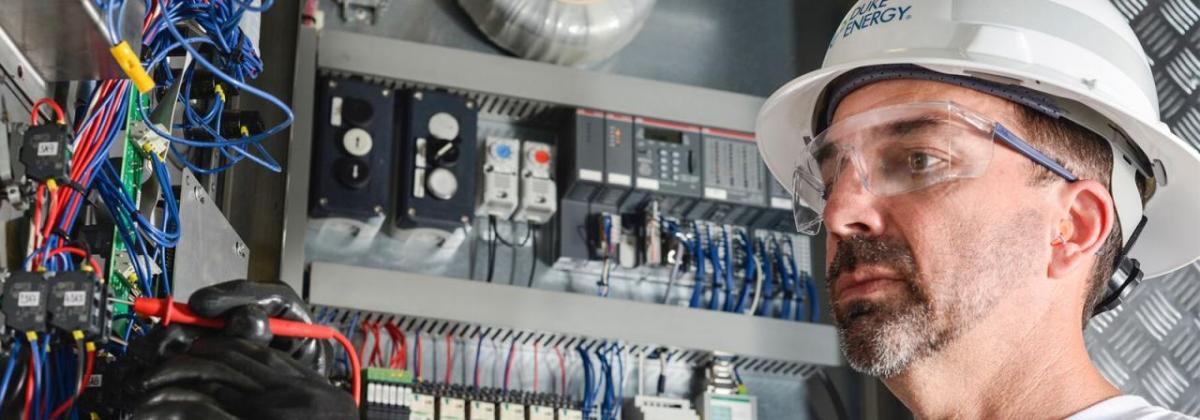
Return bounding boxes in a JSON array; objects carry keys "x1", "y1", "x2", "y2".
[{"x1": 333, "y1": 0, "x2": 389, "y2": 24}]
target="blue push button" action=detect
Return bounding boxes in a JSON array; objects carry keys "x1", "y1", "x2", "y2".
[{"x1": 496, "y1": 144, "x2": 512, "y2": 159}]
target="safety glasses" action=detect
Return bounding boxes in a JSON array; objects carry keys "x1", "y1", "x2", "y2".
[{"x1": 792, "y1": 101, "x2": 1077, "y2": 235}]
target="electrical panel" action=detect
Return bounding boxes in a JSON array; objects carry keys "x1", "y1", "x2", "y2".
[
  {"x1": 19, "y1": 124, "x2": 70, "y2": 182},
  {"x1": 396, "y1": 90, "x2": 480, "y2": 231},
  {"x1": 693, "y1": 128, "x2": 768, "y2": 225},
  {"x1": 558, "y1": 109, "x2": 608, "y2": 261},
  {"x1": 699, "y1": 394, "x2": 757, "y2": 420},
  {"x1": 559, "y1": 109, "x2": 606, "y2": 203},
  {"x1": 596, "y1": 112, "x2": 634, "y2": 211},
  {"x1": 752, "y1": 177, "x2": 796, "y2": 232},
  {"x1": 2, "y1": 271, "x2": 49, "y2": 333},
  {"x1": 630, "y1": 396, "x2": 701, "y2": 420},
  {"x1": 310, "y1": 77, "x2": 396, "y2": 219},
  {"x1": 514, "y1": 141, "x2": 557, "y2": 224},
  {"x1": 479, "y1": 136, "x2": 522, "y2": 219},
  {"x1": 623, "y1": 117, "x2": 703, "y2": 216}
]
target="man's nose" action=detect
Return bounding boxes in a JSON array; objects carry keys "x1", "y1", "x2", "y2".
[{"x1": 822, "y1": 162, "x2": 885, "y2": 240}]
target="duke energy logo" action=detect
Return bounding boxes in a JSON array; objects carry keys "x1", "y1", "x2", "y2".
[{"x1": 830, "y1": 0, "x2": 913, "y2": 46}]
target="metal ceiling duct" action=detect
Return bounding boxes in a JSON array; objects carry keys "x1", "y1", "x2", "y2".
[{"x1": 458, "y1": 0, "x2": 657, "y2": 67}]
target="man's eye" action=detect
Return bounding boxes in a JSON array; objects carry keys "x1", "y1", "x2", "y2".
[{"x1": 908, "y1": 152, "x2": 947, "y2": 173}]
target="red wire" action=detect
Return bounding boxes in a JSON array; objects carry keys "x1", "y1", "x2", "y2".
[
  {"x1": 37, "y1": 81, "x2": 119, "y2": 253},
  {"x1": 331, "y1": 331, "x2": 362, "y2": 406},
  {"x1": 555, "y1": 346, "x2": 566, "y2": 397},
  {"x1": 444, "y1": 334, "x2": 453, "y2": 384},
  {"x1": 385, "y1": 322, "x2": 406, "y2": 370},
  {"x1": 503, "y1": 340, "x2": 516, "y2": 391},
  {"x1": 30, "y1": 98, "x2": 65, "y2": 126},
  {"x1": 414, "y1": 331, "x2": 423, "y2": 381},
  {"x1": 31, "y1": 184, "x2": 46, "y2": 251},
  {"x1": 38, "y1": 247, "x2": 102, "y2": 276},
  {"x1": 49, "y1": 348, "x2": 96, "y2": 420},
  {"x1": 370, "y1": 323, "x2": 383, "y2": 368}
]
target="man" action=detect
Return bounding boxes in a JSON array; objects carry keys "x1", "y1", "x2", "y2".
[{"x1": 755, "y1": 0, "x2": 1200, "y2": 418}]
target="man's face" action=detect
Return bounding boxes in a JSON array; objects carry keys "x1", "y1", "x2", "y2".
[{"x1": 822, "y1": 80, "x2": 1054, "y2": 377}]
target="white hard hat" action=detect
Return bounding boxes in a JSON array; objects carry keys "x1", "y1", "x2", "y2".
[{"x1": 756, "y1": 0, "x2": 1200, "y2": 279}]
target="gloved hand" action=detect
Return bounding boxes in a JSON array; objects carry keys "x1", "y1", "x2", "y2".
[
  {"x1": 106, "y1": 280, "x2": 355, "y2": 420},
  {"x1": 188, "y1": 280, "x2": 333, "y2": 377},
  {"x1": 127, "y1": 335, "x2": 355, "y2": 420}
]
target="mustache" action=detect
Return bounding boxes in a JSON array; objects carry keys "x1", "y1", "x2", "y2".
[{"x1": 827, "y1": 235, "x2": 918, "y2": 289}]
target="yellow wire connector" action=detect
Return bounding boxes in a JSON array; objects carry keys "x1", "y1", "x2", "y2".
[
  {"x1": 72, "y1": 330, "x2": 85, "y2": 341},
  {"x1": 46, "y1": 179, "x2": 59, "y2": 192},
  {"x1": 110, "y1": 41, "x2": 155, "y2": 94},
  {"x1": 25, "y1": 331, "x2": 37, "y2": 342},
  {"x1": 85, "y1": 342, "x2": 96, "y2": 352},
  {"x1": 214, "y1": 84, "x2": 226, "y2": 102}
]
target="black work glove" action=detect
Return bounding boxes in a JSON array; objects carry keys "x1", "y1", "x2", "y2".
[
  {"x1": 128, "y1": 335, "x2": 356, "y2": 420},
  {"x1": 188, "y1": 280, "x2": 333, "y2": 377},
  {"x1": 107, "y1": 280, "x2": 355, "y2": 420}
]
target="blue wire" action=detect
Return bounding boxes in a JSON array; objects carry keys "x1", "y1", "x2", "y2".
[
  {"x1": 706, "y1": 226, "x2": 722, "y2": 311},
  {"x1": 502, "y1": 338, "x2": 516, "y2": 391},
  {"x1": 755, "y1": 239, "x2": 774, "y2": 317},
  {"x1": 139, "y1": 0, "x2": 291, "y2": 172},
  {"x1": 687, "y1": 222, "x2": 705, "y2": 309},
  {"x1": 473, "y1": 334, "x2": 484, "y2": 388},
  {"x1": 576, "y1": 346, "x2": 594, "y2": 418},
  {"x1": 734, "y1": 231, "x2": 756, "y2": 314},
  {"x1": 775, "y1": 239, "x2": 794, "y2": 320},
  {"x1": 783, "y1": 238, "x2": 805, "y2": 322},
  {"x1": 721, "y1": 228, "x2": 734, "y2": 312},
  {"x1": 596, "y1": 346, "x2": 612, "y2": 419},
  {"x1": 614, "y1": 344, "x2": 625, "y2": 419},
  {"x1": 0, "y1": 339, "x2": 22, "y2": 416}
]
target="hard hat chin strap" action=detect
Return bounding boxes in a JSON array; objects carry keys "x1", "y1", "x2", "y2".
[{"x1": 1092, "y1": 215, "x2": 1148, "y2": 317}]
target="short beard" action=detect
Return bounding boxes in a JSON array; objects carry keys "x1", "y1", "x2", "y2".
[
  {"x1": 835, "y1": 280, "x2": 950, "y2": 377},
  {"x1": 826, "y1": 210, "x2": 1037, "y2": 378}
]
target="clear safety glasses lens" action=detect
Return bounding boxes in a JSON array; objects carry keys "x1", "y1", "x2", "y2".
[{"x1": 793, "y1": 101, "x2": 997, "y2": 235}]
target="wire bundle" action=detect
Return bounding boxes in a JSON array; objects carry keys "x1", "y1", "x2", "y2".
[{"x1": 132, "y1": 0, "x2": 292, "y2": 174}]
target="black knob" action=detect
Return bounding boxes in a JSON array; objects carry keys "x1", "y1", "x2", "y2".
[
  {"x1": 334, "y1": 157, "x2": 371, "y2": 189},
  {"x1": 342, "y1": 97, "x2": 375, "y2": 127}
]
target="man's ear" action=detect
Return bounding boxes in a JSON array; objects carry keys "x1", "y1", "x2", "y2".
[{"x1": 1048, "y1": 179, "x2": 1115, "y2": 280}]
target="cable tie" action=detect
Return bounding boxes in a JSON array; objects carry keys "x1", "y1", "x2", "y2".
[
  {"x1": 51, "y1": 227, "x2": 72, "y2": 242},
  {"x1": 110, "y1": 41, "x2": 155, "y2": 93},
  {"x1": 53, "y1": 178, "x2": 87, "y2": 195}
]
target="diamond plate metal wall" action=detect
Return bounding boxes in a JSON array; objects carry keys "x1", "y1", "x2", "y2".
[{"x1": 1087, "y1": 0, "x2": 1200, "y2": 415}]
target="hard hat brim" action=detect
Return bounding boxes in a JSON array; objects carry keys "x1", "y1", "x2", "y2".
[{"x1": 757, "y1": 58, "x2": 1200, "y2": 279}]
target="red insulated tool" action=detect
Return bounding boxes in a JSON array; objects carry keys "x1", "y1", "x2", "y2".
[{"x1": 130, "y1": 297, "x2": 362, "y2": 406}]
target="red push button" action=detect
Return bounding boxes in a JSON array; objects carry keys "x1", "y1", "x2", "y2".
[{"x1": 533, "y1": 149, "x2": 551, "y2": 164}]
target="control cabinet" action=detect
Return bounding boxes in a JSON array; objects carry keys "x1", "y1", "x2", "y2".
[
  {"x1": 695, "y1": 128, "x2": 768, "y2": 224},
  {"x1": 395, "y1": 90, "x2": 479, "y2": 231},
  {"x1": 622, "y1": 117, "x2": 703, "y2": 217},
  {"x1": 310, "y1": 77, "x2": 395, "y2": 219}
]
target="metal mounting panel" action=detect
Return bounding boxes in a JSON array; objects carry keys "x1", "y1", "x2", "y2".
[
  {"x1": 316, "y1": 30, "x2": 764, "y2": 133},
  {"x1": 0, "y1": 0, "x2": 144, "y2": 82},
  {"x1": 173, "y1": 169, "x2": 249, "y2": 300},
  {"x1": 308, "y1": 262, "x2": 842, "y2": 371}
]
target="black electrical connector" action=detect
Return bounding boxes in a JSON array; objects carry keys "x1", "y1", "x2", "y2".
[
  {"x1": 2, "y1": 271, "x2": 49, "y2": 332},
  {"x1": 19, "y1": 124, "x2": 70, "y2": 181},
  {"x1": 48, "y1": 271, "x2": 110, "y2": 341}
]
